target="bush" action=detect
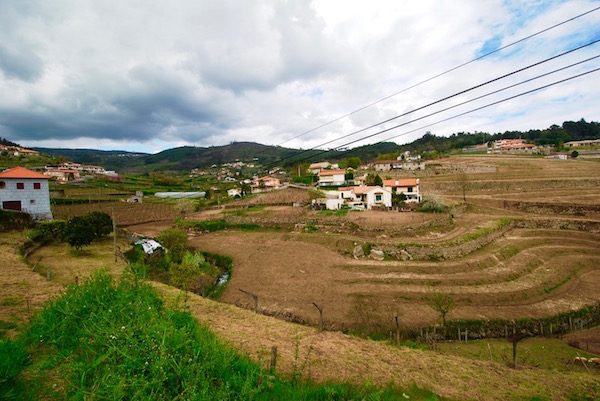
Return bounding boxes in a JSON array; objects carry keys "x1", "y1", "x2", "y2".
[
  {"x1": 0, "y1": 210, "x2": 33, "y2": 232},
  {"x1": 418, "y1": 197, "x2": 448, "y2": 213},
  {"x1": 29, "y1": 220, "x2": 67, "y2": 243},
  {"x1": 63, "y1": 216, "x2": 96, "y2": 251},
  {"x1": 85, "y1": 211, "x2": 113, "y2": 238},
  {"x1": 157, "y1": 228, "x2": 189, "y2": 264}
]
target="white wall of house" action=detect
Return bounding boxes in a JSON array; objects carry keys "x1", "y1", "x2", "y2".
[
  {"x1": 0, "y1": 178, "x2": 52, "y2": 219},
  {"x1": 364, "y1": 187, "x2": 392, "y2": 209},
  {"x1": 318, "y1": 173, "x2": 345, "y2": 186}
]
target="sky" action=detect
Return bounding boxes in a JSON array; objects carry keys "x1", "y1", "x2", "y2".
[{"x1": 0, "y1": 0, "x2": 599, "y2": 154}]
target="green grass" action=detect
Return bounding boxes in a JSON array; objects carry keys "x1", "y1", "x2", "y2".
[
  {"x1": 437, "y1": 337, "x2": 599, "y2": 372},
  {"x1": 5, "y1": 272, "x2": 448, "y2": 401},
  {"x1": 318, "y1": 209, "x2": 349, "y2": 217},
  {"x1": 178, "y1": 219, "x2": 261, "y2": 232}
]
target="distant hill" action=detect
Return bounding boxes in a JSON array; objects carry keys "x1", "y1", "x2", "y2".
[
  {"x1": 30, "y1": 118, "x2": 598, "y2": 173},
  {"x1": 33, "y1": 148, "x2": 148, "y2": 171},
  {"x1": 34, "y1": 141, "x2": 400, "y2": 173}
]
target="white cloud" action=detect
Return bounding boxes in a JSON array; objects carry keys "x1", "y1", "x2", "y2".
[{"x1": 0, "y1": 0, "x2": 598, "y2": 153}]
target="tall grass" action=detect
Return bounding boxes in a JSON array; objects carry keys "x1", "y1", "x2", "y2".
[{"x1": 14, "y1": 272, "x2": 444, "y2": 401}]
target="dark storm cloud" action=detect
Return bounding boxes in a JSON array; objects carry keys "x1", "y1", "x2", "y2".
[{"x1": 0, "y1": 45, "x2": 44, "y2": 82}]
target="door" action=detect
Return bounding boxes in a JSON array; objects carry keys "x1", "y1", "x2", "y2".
[{"x1": 2, "y1": 201, "x2": 22, "y2": 211}]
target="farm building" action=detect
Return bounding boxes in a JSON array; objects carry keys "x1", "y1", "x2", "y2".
[
  {"x1": 0, "y1": 166, "x2": 52, "y2": 219},
  {"x1": 318, "y1": 169, "x2": 346, "y2": 186},
  {"x1": 252, "y1": 175, "x2": 282, "y2": 192},
  {"x1": 315, "y1": 185, "x2": 392, "y2": 210},
  {"x1": 384, "y1": 178, "x2": 421, "y2": 203},
  {"x1": 564, "y1": 139, "x2": 600, "y2": 147},
  {"x1": 309, "y1": 161, "x2": 338, "y2": 174}
]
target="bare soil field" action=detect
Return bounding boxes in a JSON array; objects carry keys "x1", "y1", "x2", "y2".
[
  {"x1": 177, "y1": 227, "x2": 600, "y2": 330},
  {"x1": 52, "y1": 201, "x2": 179, "y2": 226}
]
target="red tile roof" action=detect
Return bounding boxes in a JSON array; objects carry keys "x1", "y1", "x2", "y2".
[
  {"x1": 0, "y1": 166, "x2": 49, "y2": 179},
  {"x1": 319, "y1": 169, "x2": 346, "y2": 176},
  {"x1": 383, "y1": 178, "x2": 418, "y2": 187}
]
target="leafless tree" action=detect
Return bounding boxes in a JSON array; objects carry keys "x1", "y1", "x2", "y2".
[{"x1": 428, "y1": 293, "x2": 455, "y2": 327}]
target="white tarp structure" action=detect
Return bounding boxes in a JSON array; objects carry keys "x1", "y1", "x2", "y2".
[
  {"x1": 154, "y1": 192, "x2": 206, "y2": 199},
  {"x1": 135, "y1": 239, "x2": 163, "y2": 255}
]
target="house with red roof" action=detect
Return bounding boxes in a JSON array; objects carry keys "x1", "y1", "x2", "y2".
[
  {"x1": 0, "y1": 166, "x2": 52, "y2": 219},
  {"x1": 383, "y1": 178, "x2": 421, "y2": 203}
]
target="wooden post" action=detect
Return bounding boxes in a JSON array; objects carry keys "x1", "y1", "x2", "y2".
[
  {"x1": 457, "y1": 327, "x2": 461, "y2": 342},
  {"x1": 539, "y1": 322, "x2": 543, "y2": 335},
  {"x1": 270, "y1": 346, "x2": 278, "y2": 372},
  {"x1": 549, "y1": 323, "x2": 553, "y2": 335},
  {"x1": 465, "y1": 328, "x2": 468, "y2": 343},
  {"x1": 112, "y1": 207, "x2": 118, "y2": 263},
  {"x1": 569, "y1": 317, "x2": 573, "y2": 331},
  {"x1": 312, "y1": 302, "x2": 324, "y2": 331},
  {"x1": 394, "y1": 314, "x2": 400, "y2": 344},
  {"x1": 512, "y1": 341, "x2": 518, "y2": 368}
]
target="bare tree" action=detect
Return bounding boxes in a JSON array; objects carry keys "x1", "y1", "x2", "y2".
[
  {"x1": 507, "y1": 330, "x2": 531, "y2": 369},
  {"x1": 428, "y1": 293, "x2": 455, "y2": 327}
]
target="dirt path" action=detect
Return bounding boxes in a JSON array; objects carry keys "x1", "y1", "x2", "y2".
[{"x1": 154, "y1": 282, "x2": 600, "y2": 401}]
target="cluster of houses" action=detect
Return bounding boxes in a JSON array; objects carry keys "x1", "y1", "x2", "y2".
[
  {"x1": 0, "y1": 144, "x2": 40, "y2": 157},
  {"x1": 44, "y1": 162, "x2": 119, "y2": 182},
  {"x1": 368, "y1": 152, "x2": 425, "y2": 172},
  {"x1": 314, "y1": 178, "x2": 421, "y2": 210},
  {"x1": 462, "y1": 139, "x2": 538, "y2": 154}
]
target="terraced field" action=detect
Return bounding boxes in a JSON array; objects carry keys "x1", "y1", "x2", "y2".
[{"x1": 182, "y1": 225, "x2": 600, "y2": 331}]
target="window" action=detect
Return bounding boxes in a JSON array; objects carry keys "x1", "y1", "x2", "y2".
[
  {"x1": 33, "y1": 182, "x2": 41, "y2": 189},
  {"x1": 30, "y1": 199, "x2": 36, "y2": 204},
  {"x1": 407, "y1": 187, "x2": 413, "y2": 193},
  {"x1": 375, "y1": 194, "x2": 382, "y2": 202},
  {"x1": 16, "y1": 182, "x2": 24, "y2": 190},
  {"x1": 0, "y1": 181, "x2": 5, "y2": 189}
]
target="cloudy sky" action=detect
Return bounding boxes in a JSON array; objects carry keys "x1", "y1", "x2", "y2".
[{"x1": 1, "y1": 0, "x2": 599, "y2": 153}]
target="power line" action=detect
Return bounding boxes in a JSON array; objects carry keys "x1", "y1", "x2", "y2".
[
  {"x1": 264, "y1": 37, "x2": 600, "y2": 168},
  {"x1": 268, "y1": 4, "x2": 600, "y2": 148},
  {"x1": 281, "y1": 66, "x2": 600, "y2": 165}
]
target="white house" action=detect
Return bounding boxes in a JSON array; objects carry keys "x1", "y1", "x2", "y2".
[
  {"x1": 317, "y1": 185, "x2": 391, "y2": 210},
  {"x1": 309, "y1": 161, "x2": 339, "y2": 174},
  {"x1": 318, "y1": 169, "x2": 346, "y2": 186},
  {"x1": 352, "y1": 186, "x2": 392, "y2": 209},
  {"x1": 0, "y1": 166, "x2": 52, "y2": 219},
  {"x1": 383, "y1": 178, "x2": 421, "y2": 203}
]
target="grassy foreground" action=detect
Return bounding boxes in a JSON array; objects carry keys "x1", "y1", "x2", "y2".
[{"x1": 1, "y1": 271, "x2": 446, "y2": 401}]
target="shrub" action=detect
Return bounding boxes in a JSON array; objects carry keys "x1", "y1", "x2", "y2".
[
  {"x1": 418, "y1": 197, "x2": 448, "y2": 213},
  {"x1": 0, "y1": 210, "x2": 33, "y2": 232},
  {"x1": 29, "y1": 220, "x2": 67, "y2": 243},
  {"x1": 84, "y1": 211, "x2": 113, "y2": 238},
  {"x1": 63, "y1": 216, "x2": 96, "y2": 251},
  {"x1": 157, "y1": 228, "x2": 188, "y2": 264}
]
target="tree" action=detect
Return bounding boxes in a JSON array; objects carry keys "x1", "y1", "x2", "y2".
[
  {"x1": 157, "y1": 228, "x2": 189, "y2": 264},
  {"x1": 339, "y1": 157, "x2": 362, "y2": 169},
  {"x1": 373, "y1": 174, "x2": 383, "y2": 187},
  {"x1": 63, "y1": 216, "x2": 96, "y2": 251},
  {"x1": 571, "y1": 150, "x2": 579, "y2": 158},
  {"x1": 84, "y1": 211, "x2": 113, "y2": 238},
  {"x1": 392, "y1": 192, "x2": 406, "y2": 207},
  {"x1": 428, "y1": 293, "x2": 455, "y2": 326},
  {"x1": 241, "y1": 182, "x2": 251, "y2": 196}
]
